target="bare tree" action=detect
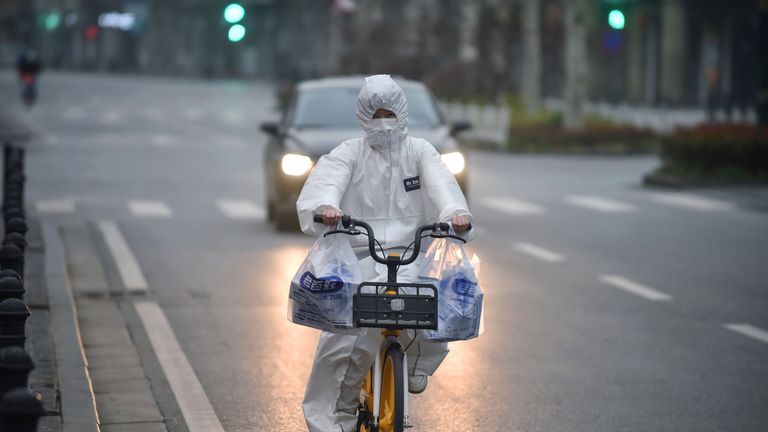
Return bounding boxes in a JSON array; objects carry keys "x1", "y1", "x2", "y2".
[
  {"x1": 522, "y1": 0, "x2": 542, "y2": 113},
  {"x1": 562, "y1": 0, "x2": 587, "y2": 130}
]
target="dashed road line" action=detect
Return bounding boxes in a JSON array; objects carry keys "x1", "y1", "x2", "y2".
[
  {"x1": 599, "y1": 275, "x2": 672, "y2": 301},
  {"x1": 135, "y1": 301, "x2": 226, "y2": 432},
  {"x1": 650, "y1": 193, "x2": 733, "y2": 211},
  {"x1": 129, "y1": 200, "x2": 174, "y2": 218},
  {"x1": 63, "y1": 107, "x2": 85, "y2": 121},
  {"x1": 217, "y1": 200, "x2": 265, "y2": 220},
  {"x1": 566, "y1": 196, "x2": 636, "y2": 213},
  {"x1": 183, "y1": 108, "x2": 204, "y2": 120},
  {"x1": 514, "y1": 243, "x2": 564, "y2": 262},
  {"x1": 102, "y1": 110, "x2": 122, "y2": 126},
  {"x1": 151, "y1": 134, "x2": 177, "y2": 147},
  {"x1": 36, "y1": 198, "x2": 76, "y2": 214},
  {"x1": 222, "y1": 110, "x2": 244, "y2": 124},
  {"x1": 480, "y1": 197, "x2": 546, "y2": 215},
  {"x1": 97, "y1": 220, "x2": 148, "y2": 292},
  {"x1": 724, "y1": 324, "x2": 768, "y2": 345}
]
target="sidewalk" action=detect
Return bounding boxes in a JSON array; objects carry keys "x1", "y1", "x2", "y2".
[{"x1": 2, "y1": 108, "x2": 170, "y2": 431}]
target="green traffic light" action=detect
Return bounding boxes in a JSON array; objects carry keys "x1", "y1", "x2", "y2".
[
  {"x1": 608, "y1": 9, "x2": 625, "y2": 30},
  {"x1": 228, "y1": 24, "x2": 246, "y2": 42},
  {"x1": 224, "y1": 4, "x2": 245, "y2": 24},
  {"x1": 45, "y1": 13, "x2": 61, "y2": 31}
]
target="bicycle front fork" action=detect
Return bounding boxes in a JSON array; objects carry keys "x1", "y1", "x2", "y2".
[{"x1": 371, "y1": 340, "x2": 412, "y2": 430}]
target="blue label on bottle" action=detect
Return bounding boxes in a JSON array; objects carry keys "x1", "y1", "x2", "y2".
[
  {"x1": 452, "y1": 278, "x2": 477, "y2": 297},
  {"x1": 403, "y1": 176, "x2": 421, "y2": 192},
  {"x1": 300, "y1": 272, "x2": 344, "y2": 293}
]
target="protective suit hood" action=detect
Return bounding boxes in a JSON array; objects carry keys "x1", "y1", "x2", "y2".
[{"x1": 356, "y1": 75, "x2": 408, "y2": 149}]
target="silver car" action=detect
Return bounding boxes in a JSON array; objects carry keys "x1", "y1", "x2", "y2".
[{"x1": 260, "y1": 76, "x2": 471, "y2": 231}]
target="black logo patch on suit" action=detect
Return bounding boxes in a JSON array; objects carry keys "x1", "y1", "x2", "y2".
[{"x1": 403, "y1": 176, "x2": 421, "y2": 192}]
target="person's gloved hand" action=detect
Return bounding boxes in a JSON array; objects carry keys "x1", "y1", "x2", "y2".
[
  {"x1": 451, "y1": 214, "x2": 470, "y2": 233},
  {"x1": 322, "y1": 207, "x2": 342, "y2": 226}
]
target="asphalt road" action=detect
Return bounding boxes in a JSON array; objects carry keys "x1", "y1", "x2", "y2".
[{"x1": 3, "y1": 70, "x2": 767, "y2": 432}]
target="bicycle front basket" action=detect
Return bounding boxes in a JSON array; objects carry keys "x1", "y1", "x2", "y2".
[{"x1": 353, "y1": 282, "x2": 438, "y2": 330}]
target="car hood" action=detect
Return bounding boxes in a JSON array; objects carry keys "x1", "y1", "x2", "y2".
[{"x1": 287, "y1": 126, "x2": 455, "y2": 159}]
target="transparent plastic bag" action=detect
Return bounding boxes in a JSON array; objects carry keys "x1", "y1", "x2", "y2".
[
  {"x1": 418, "y1": 238, "x2": 483, "y2": 342},
  {"x1": 287, "y1": 234, "x2": 362, "y2": 333}
]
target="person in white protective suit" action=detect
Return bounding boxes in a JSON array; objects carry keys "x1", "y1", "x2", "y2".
[{"x1": 296, "y1": 74, "x2": 473, "y2": 432}]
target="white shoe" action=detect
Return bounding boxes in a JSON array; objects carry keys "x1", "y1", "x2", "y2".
[{"x1": 408, "y1": 375, "x2": 428, "y2": 394}]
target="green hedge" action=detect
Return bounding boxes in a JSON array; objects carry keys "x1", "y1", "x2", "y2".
[
  {"x1": 657, "y1": 124, "x2": 768, "y2": 180},
  {"x1": 506, "y1": 125, "x2": 660, "y2": 154}
]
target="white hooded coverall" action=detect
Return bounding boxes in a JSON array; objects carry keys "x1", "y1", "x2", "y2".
[{"x1": 296, "y1": 75, "x2": 472, "y2": 432}]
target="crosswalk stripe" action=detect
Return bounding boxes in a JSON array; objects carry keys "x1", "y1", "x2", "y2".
[
  {"x1": 479, "y1": 197, "x2": 546, "y2": 215},
  {"x1": 566, "y1": 195, "x2": 636, "y2": 213},
  {"x1": 650, "y1": 193, "x2": 733, "y2": 211},
  {"x1": 36, "y1": 198, "x2": 76, "y2": 214},
  {"x1": 514, "y1": 243, "x2": 564, "y2": 262},
  {"x1": 128, "y1": 200, "x2": 173, "y2": 218},
  {"x1": 724, "y1": 324, "x2": 768, "y2": 345},
  {"x1": 217, "y1": 200, "x2": 266, "y2": 219},
  {"x1": 599, "y1": 275, "x2": 672, "y2": 301},
  {"x1": 150, "y1": 134, "x2": 176, "y2": 147},
  {"x1": 63, "y1": 107, "x2": 85, "y2": 121}
]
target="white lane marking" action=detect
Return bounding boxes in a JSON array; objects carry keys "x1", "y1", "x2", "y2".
[
  {"x1": 145, "y1": 107, "x2": 165, "y2": 121},
  {"x1": 102, "y1": 110, "x2": 122, "y2": 125},
  {"x1": 725, "y1": 324, "x2": 768, "y2": 345},
  {"x1": 183, "y1": 108, "x2": 204, "y2": 120},
  {"x1": 135, "y1": 301, "x2": 225, "y2": 432},
  {"x1": 651, "y1": 193, "x2": 733, "y2": 211},
  {"x1": 566, "y1": 195, "x2": 636, "y2": 213},
  {"x1": 97, "y1": 221, "x2": 148, "y2": 292},
  {"x1": 514, "y1": 243, "x2": 564, "y2": 262},
  {"x1": 217, "y1": 200, "x2": 265, "y2": 220},
  {"x1": 188, "y1": 124, "x2": 246, "y2": 147},
  {"x1": 151, "y1": 134, "x2": 177, "y2": 147},
  {"x1": 480, "y1": 197, "x2": 546, "y2": 215},
  {"x1": 599, "y1": 275, "x2": 672, "y2": 301},
  {"x1": 36, "y1": 198, "x2": 76, "y2": 214},
  {"x1": 63, "y1": 107, "x2": 85, "y2": 120},
  {"x1": 129, "y1": 200, "x2": 174, "y2": 218},
  {"x1": 222, "y1": 110, "x2": 243, "y2": 124}
]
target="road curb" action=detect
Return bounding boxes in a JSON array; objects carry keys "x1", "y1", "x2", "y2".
[{"x1": 42, "y1": 221, "x2": 101, "y2": 432}]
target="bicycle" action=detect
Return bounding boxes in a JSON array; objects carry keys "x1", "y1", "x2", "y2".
[{"x1": 313, "y1": 214, "x2": 469, "y2": 432}]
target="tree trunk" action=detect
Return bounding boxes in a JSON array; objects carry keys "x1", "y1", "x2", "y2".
[
  {"x1": 563, "y1": 0, "x2": 587, "y2": 130},
  {"x1": 758, "y1": 0, "x2": 768, "y2": 129},
  {"x1": 522, "y1": 0, "x2": 542, "y2": 113}
]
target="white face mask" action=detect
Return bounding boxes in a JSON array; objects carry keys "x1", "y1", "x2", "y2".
[
  {"x1": 366, "y1": 118, "x2": 401, "y2": 149},
  {"x1": 370, "y1": 118, "x2": 398, "y2": 131}
]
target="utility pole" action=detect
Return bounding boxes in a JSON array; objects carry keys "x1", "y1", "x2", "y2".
[
  {"x1": 522, "y1": 0, "x2": 542, "y2": 113},
  {"x1": 563, "y1": 0, "x2": 588, "y2": 130}
]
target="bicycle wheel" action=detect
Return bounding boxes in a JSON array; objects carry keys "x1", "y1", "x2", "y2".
[{"x1": 378, "y1": 344, "x2": 404, "y2": 432}]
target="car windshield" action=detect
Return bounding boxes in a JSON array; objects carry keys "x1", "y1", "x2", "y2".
[{"x1": 290, "y1": 85, "x2": 443, "y2": 129}]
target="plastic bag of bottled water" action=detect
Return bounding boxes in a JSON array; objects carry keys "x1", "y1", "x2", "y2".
[
  {"x1": 288, "y1": 233, "x2": 362, "y2": 333},
  {"x1": 418, "y1": 238, "x2": 483, "y2": 342}
]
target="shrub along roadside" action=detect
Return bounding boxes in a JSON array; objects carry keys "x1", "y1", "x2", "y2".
[
  {"x1": 505, "y1": 125, "x2": 660, "y2": 154},
  {"x1": 458, "y1": 106, "x2": 661, "y2": 154},
  {"x1": 644, "y1": 124, "x2": 768, "y2": 186}
]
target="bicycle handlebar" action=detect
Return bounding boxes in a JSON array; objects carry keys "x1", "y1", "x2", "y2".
[{"x1": 312, "y1": 214, "x2": 470, "y2": 266}]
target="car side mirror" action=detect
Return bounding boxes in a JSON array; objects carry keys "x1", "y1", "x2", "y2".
[
  {"x1": 260, "y1": 122, "x2": 281, "y2": 136},
  {"x1": 450, "y1": 121, "x2": 473, "y2": 135}
]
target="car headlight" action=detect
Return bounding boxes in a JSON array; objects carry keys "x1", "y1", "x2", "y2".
[
  {"x1": 281, "y1": 153, "x2": 313, "y2": 176},
  {"x1": 441, "y1": 152, "x2": 465, "y2": 174}
]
